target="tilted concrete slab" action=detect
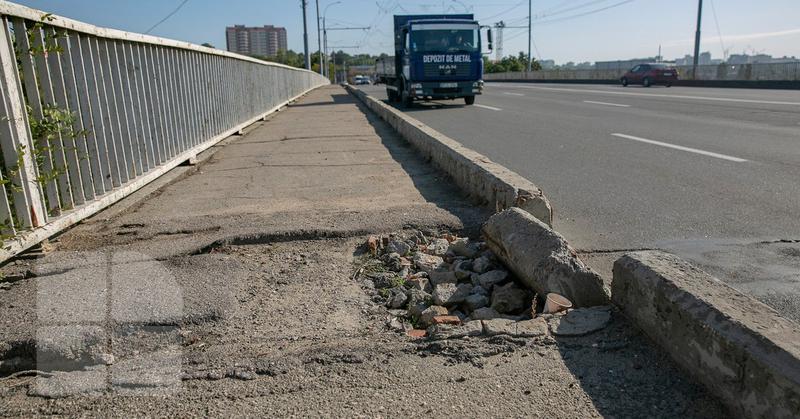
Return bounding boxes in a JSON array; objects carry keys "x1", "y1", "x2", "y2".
[
  {"x1": 613, "y1": 251, "x2": 800, "y2": 418},
  {"x1": 482, "y1": 208, "x2": 610, "y2": 307}
]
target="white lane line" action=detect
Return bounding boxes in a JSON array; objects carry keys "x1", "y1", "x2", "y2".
[
  {"x1": 583, "y1": 100, "x2": 630, "y2": 108},
  {"x1": 503, "y1": 92, "x2": 525, "y2": 96},
  {"x1": 474, "y1": 104, "x2": 503, "y2": 111},
  {"x1": 491, "y1": 83, "x2": 800, "y2": 106},
  {"x1": 611, "y1": 133, "x2": 748, "y2": 162}
]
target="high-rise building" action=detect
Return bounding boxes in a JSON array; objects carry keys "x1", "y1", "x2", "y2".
[{"x1": 226, "y1": 25, "x2": 288, "y2": 57}]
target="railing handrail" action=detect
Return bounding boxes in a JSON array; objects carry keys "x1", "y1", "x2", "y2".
[
  {"x1": 0, "y1": 0, "x2": 311, "y2": 72},
  {"x1": 0, "y1": 0, "x2": 329, "y2": 262}
]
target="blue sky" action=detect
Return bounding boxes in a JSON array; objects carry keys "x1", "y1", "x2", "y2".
[{"x1": 13, "y1": 0, "x2": 800, "y2": 63}]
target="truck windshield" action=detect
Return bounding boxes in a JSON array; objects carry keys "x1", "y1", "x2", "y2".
[{"x1": 410, "y1": 27, "x2": 479, "y2": 53}]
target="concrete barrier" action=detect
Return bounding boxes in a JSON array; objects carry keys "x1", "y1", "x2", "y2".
[
  {"x1": 613, "y1": 251, "x2": 800, "y2": 418},
  {"x1": 488, "y1": 78, "x2": 800, "y2": 90},
  {"x1": 345, "y1": 85, "x2": 553, "y2": 226},
  {"x1": 483, "y1": 208, "x2": 609, "y2": 307}
]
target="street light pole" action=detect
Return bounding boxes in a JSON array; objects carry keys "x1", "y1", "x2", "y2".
[
  {"x1": 315, "y1": 0, "x2": 322, "y2": 74},
  {"x1": 692, "y1": 0, "x2": 703, "y2": 80},
  {"x1": 302, "y1": 0, "x2": 311, "y2": 69},
  {"x1": 328, "y1": 46, "x2": 359, "y2": 84},
  {"x1": 527, "y1": 0, "x2": 532, "y2": 72},
  {"x1": 323, "y1": 1, "x2": 342, "y2": 80}
]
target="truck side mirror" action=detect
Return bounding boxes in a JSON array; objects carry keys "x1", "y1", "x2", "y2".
[{"x1": 482, "y1": 27, "x2": 493, "y2": 54}]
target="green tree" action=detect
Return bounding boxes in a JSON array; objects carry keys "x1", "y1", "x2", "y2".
[{"x1": 484, "y1": 51, "x2": 541, "y2": 73}]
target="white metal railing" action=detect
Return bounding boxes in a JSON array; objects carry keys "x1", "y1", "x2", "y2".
[{"x1": 0, "y1": 1, "x2": 328, "y2": 261}]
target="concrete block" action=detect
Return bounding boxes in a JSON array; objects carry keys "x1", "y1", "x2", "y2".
[
  {"x1": 482, "y1": 208, "x2": 609, "y2": 307},
  {"x1": 613, "y1": 251, "x2": 800, "y2": 418},
  {"x1": 346, "y1": 86, "x2": 553, "y2": 226}
]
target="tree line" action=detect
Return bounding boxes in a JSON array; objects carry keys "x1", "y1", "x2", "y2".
[{"x1": 203, "y1": 43, "x2": 540, "y2": 74}]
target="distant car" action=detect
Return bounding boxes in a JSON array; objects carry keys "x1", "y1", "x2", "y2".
[
  {"x1": 353, "y1": 75, "x2": 371, "y2": 85},
  {"x1": 621, "y1": 63, "x2": 678, "y2": 87}
]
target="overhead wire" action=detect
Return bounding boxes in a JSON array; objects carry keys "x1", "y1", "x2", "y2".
[
  {"x1": 145, "y1": 0, "x2": 190, "y2": 34},
  {"x1": 534, "y1": 0, "x2": 635, "y2": 25},
  {"x1": 479, "y1": 0, "x2": 526, "y2": 22},
  {"x1": 709, "y1": 0, "x2": 727, "y2": 60},
  {"x1": 537, "y1": 0, "x2": 614, "y2": 18}
]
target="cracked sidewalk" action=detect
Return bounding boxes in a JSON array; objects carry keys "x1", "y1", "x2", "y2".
[{"x1": 0, "y1": 86, "x2": 725, "y2": 417}]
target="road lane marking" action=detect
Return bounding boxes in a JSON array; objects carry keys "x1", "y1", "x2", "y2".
[
  {"x1": 611, "y1": 133, "x2": 748, "y2": 162},
  {"x1": 583, "y1": 100, "x2": 630, "y2": 107},
  {"x1": 491, "y1": 84, "x2": 800, "y2": 106},
  {"x1": 474, "y1": 104, "x2": 503, "y2": 111},
  {"x1": 503, "y1": 92, "x2": 525, "y2": 96}
]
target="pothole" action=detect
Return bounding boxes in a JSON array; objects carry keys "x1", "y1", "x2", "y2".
[
  {"x1": 353, "y1": 229, "x2": 567, "y2": 342},
  {"x1": 191, "y1": 228, "x2": 375, "y2": 255}
]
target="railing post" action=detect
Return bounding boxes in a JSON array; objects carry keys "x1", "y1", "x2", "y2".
[{"x1": 0, "y1": 16, "x2": 46, "y2": 228}]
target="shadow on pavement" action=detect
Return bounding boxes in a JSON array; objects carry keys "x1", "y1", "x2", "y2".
[
  {"x1": 553, "y1": 311, "x2": 727, "y2": 418},
  {"x1": 289, "y1": 93, "x2": 355, "y2": 107},
  {"x1": 349, "y1": 92, "x2": 490, "y2": 237}
]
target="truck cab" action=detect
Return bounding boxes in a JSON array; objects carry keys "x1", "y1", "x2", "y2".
[{"x1": 379, "y1": 15, "x2": 491, "y2": 106}]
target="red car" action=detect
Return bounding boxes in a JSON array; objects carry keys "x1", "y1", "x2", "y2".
[{"x1": 621, "y1": 63, "x2": 678, "y2": 87}]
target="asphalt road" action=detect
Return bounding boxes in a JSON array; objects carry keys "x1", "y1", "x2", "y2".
[{"x1": 358, "y1": 82, "x2": 800, "y2": 322}]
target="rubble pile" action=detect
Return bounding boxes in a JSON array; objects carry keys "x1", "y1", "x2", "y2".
[{"x1": 357, "y1": 230, "x2": 570, "y2": 340}]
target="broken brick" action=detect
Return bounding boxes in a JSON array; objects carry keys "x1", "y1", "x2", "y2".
[
  {"x1": 367, "y1": 236, "x2": 379, "y2": 256},
  {"x1": 432, "y1": 315, "x2": 461, "y2": 325},
  {"x1": 406, "y1": 329, "x2": 427, "y2": 339}
]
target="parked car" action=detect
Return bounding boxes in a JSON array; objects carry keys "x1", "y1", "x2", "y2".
[
  {"x1": 353, "y1": 75, "x2": 371, "y2": 85},
  {"x1": 621, "y1": 63, "x2": 678, "y2": 87}
]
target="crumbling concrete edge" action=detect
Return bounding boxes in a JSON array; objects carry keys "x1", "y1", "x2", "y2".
[
  {"x1": 612, "y1": 251, "x2": 800, "y2": 418},
  {"x1": 483, "y1": 208, "x2": 610, "y2": 307},
  {"x1": 344, "y1": 85, "x2": 553, "y2": 226}
]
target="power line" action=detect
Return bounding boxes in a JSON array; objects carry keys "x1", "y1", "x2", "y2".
[
  {"x1": 709, "y1": 0, "x2": 727, "y2": 60},
  {"x1": 502, "y1": 28, "x2": 529, "y2": 42},
  {"x1": 534, "y1": 0, "x2": 635, "y2": 25},
  {"x1": 532, "y1": 38, "x2": 542, "y2": 60},
  {"x1": 538, "y1": 0, "x2": 579, "y2": 15},
  {"x1": 538, "y1": 0, "x2": 611, "y2": 18},
  {"x1": 479, "y1": 0, "x2": 526, "y2": 21},
  {"x1": 145, "y1": 0, "x2": 190, "y2": 34}
]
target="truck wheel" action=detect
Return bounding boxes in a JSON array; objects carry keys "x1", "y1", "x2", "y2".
[
  {"x1": 464, "y1": 96, "x2": 475, "y2": 105},
  {"x1": 387, "y1": 89, "x2": 396, "y2": 102},
  {"x1": 401, "y1": 90, "x2": 413, "y2": 108},
  {"x1": 394, "y1": 83, "x2": 404, "y2": 103}
]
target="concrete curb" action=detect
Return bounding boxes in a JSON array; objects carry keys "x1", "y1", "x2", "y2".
[
  {"x1": 344, "y1": 85, "x2": 553, "y2": 226},
  {"x1": 483, "y1": 208, "x2": 609, "y2": 307},
  {"x1": 612, "y1": 251, "x2": 800, "y2": 418}
]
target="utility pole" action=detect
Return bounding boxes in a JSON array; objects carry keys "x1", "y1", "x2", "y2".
[
  {"x1": 302, "y1": 0, "x2": 311, "y2": 69},
  {"x1": 496, "y1": 22, "x2": 526, "y2": 61},
  {"x1": 527, "y1": 0, "x2": 532, "y2": 72},
  {"x1": 322, "y1": 1, "x2": 343, "y2": 79},
  {"x1": 692, "y1": 0, "x2": 703, "y2": 80},
  {"x1": 328, "y1": 46, "x2": 358, "y2": 83},
  {"x1": 326, "y1": 26, "x2": 369, "y2": 80},
  {"x1": 315, "y1": 0, "x2": 323, "y2": 74},
  {"x1": 494, "y1": 21, "x2": 505, "y2": 62}
]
